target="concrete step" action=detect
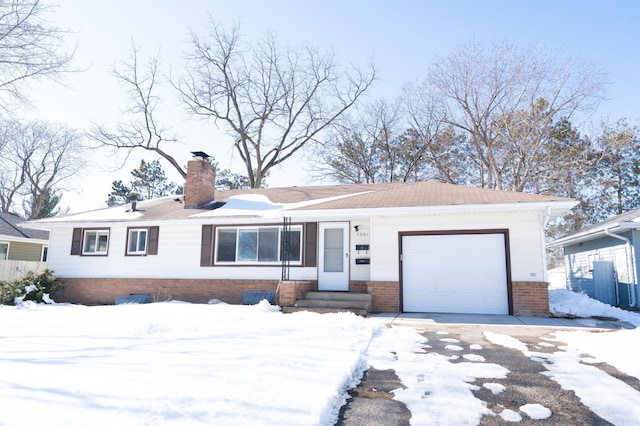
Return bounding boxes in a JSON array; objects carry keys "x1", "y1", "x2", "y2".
[
  {"x1": 294, "y1": 299, "x2": 371, "y2": 310},
  {"x1": 304, "y1": 292, "x2": 372, "y2": 303},
  {"x1": 282, "y1": 306, "x2": 369, "y2": 317}
]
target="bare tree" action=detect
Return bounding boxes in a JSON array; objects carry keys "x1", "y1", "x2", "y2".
[
  {"x1": 316, "y1": 99, "x2": 420, "y2": 184},
  {"x1": 424, "y1": 40, "x2": 607, "y2": 191},
  {"x1": 0, "y1": 121, "x2": 25, "y2": 212},
  {"x1": 0, "y1": 120, "x2": 83, "y2": 218},
  {"x1": 87, "y1": 43, "x2": 185, "y2": 178},
  {"x1": 175, "y1": 21, "x2": 376, "y2": 188},
  {"x1": 401, "y1": 82, "x2": 471, "y2": 185},
  {"x1": 0, "y1": 0, "x2": 75, "y2": 112}
]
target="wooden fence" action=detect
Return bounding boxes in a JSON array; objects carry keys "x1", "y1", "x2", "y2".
[{"x1": 0, "y1": 260, "x2": 47, "y2": 281}]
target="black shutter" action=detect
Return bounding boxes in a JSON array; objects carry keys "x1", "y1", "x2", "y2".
[
  {"x1": 70, "y1": 228, "x2": 82, "y2": 255},
  {"x1": 147, "y1": 226, "x2": 159, "y2": 255},
  {"x1": 200, "y1": 225, "x2": 214, "y2": 267},
  {"x1": 304, "y1": 222, "x2": 317, "y2": 267}
]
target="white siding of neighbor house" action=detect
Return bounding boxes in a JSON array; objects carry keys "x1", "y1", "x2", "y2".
[{"x1": 369, "y1": 211, "x2": 546, "y2": 283}]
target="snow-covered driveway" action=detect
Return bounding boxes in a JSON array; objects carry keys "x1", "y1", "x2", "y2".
[{"x1": 361, "y1": 322, "x2": 640, "y2": 425}]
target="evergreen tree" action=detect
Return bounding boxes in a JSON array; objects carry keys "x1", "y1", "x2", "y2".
[
  {"x1": 106, "y1": 160, "x2": 179, "y2": 206},
  {"x1": 130, "y1": 160, "x2": 177, "y2": 200},
  {"x1": 106, "y1": 180, "x2": 141, "y2": 207},
  {"x1": 588, "y1": 119, "x2": 640, "y2": 222},
  {"x1": 23, "y1": 189, "x2": 69, "y2": 219}
]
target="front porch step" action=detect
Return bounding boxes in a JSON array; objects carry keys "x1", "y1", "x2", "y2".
[
  {"x1": 294, "y1": 299, "x2": 371, "y2": 310},
  {"x1": 304, "y1": 292, "x2": 372, "y2": 303},
  {"x1": 284, "y1": 292, "x2": 372, "y2": 317},
  {"x1": 282, "y1": 306, "x2": 369, "y2": 316}
]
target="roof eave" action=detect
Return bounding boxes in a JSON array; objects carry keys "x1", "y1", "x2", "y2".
[
  {"x1": 0, "y1": 234, "x2": 48, "y2": 244},
  {"x1": 284, "y1": 200, "x2": 578, "y2": 219},
  {"x1": 548, "y1": 221, "x2": 640, "y2": 248},
  {"x1": 21, "y1": 199, "x2": 578, "y2": 228}
]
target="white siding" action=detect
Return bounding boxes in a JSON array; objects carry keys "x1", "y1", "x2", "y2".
[
  {"x1": 46, "y1": 209, "x2": 548, "y2": 285},
  {"x1": 47, "y1": 224, "x2": 317, "y2": 281},
  {"x1": 370, "y1": 211, "x2": 545, "y2": 283}
]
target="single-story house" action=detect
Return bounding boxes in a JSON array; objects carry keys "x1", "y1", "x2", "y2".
[
  {"x1": 0, "y1": 212, "x2": 49, "y2": 280},
  {"x1": 23, "y1": 154, "x2": 576, "y2": 316},
  {"x1": 549, "y1": 209, "x2": 640, "y2": 308}
]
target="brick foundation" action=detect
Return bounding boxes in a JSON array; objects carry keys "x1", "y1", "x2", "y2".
[
  {"x1": 511, "y1": 281, "x2": 550, "y2": 316},
  {"x1": 58, "y1": 277, "x2": 280, "y2": 305},
  {"x1": 277, "y1": 280, "x2": 317, "y2": 307},
  {"x1": 350, "y1": 281, "x2": 400, "y2": 313},
  {"x1": 57, "y1": 277, "x2": 549, "y2": 317}
]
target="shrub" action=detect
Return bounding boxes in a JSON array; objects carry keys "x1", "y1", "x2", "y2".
[{"x1": 0, "y1": 270, "x2": 63, "y2": 305}]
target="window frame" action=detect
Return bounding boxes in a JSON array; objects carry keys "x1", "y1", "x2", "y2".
[
  {"x1": 0, "y1": 241, "x2": 9, "y2": 260},
  {"x1": 126, "y1": 228, "x2": 149, "y2": 256},
  {"x1": 82, "y1": 229, "x2": 110, "y2": 256},
  {"x1": 213, "y1": 225, "x2": 303, "y2": 266}
]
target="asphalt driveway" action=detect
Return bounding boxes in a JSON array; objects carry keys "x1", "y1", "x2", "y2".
[{"x1": 338, "y1": 316, "x2": 638, "y2": 425}]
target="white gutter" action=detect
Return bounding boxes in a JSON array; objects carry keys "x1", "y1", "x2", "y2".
[
  {"x1": 549, "y1": 221, "x2": 640, "y2": 248},
  {"x1": 604, "y1": 228, "x2": 637, "y2": 307},
  {"x1": 284, "y1": 200, "x2": 578, "y2": 220}
]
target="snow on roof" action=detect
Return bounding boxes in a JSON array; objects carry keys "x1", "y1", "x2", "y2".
[{"x1": 192, "y1": 194, "x2": 284, "y2": 218}]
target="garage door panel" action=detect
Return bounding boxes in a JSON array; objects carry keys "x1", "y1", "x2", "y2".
[{"x1": 402, "y1": 233, "x2": 509, "y2": 314}]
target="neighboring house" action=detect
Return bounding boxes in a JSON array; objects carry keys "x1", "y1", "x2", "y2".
[
  {"x1": 0, "y1": 212, "x2": 49, "y2": 280},
  {"x1": 23, "y1": 154, "x2": 576, "y2": 316},
  {"x1": 549, "y1": 209, "x2": 640, "y2": 308}
]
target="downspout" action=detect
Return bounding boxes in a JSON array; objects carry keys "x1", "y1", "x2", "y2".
[
  {"x1": 541, "y1": 207, "x2": 552, "y2": 283},
  {"x1": 604, "y1": 228, "x2": 637, "y2": 307}
]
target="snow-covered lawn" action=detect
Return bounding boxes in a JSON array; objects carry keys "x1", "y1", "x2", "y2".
[{"x1": 1, "y1": 290, "x2": 640, "y2": 425}]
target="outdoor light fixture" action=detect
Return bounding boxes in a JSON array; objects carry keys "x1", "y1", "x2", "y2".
[{"x1": 353, "y1": 225, "x2": 359, "y2": 232}]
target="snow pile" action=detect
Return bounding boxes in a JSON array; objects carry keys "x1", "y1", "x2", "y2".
[
  {"x1": 520, "y1": 404, "x2": 552, "y2": 419},
  {"x1": 0, "y1": 302, "x2": 378, "y2": 426},
  {"x1": 549, "y1": 289, "x2": 640, "y2": 326}
]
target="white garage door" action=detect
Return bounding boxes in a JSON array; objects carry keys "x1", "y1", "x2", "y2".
[{"x1": 402, "y1": 233, "x2": 509, "y2": 314}]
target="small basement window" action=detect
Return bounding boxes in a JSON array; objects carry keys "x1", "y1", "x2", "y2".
[{"x1": 83, "y1": 230, "x2": 109, "y2": 255}]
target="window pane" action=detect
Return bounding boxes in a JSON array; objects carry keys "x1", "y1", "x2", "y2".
[
  {"x1": 216, "y1": 229, "x2": 237, "y2": 262},
  {"x1": 128, "y1": 231, "x2": 139, "y2": 253},
  {"x1": 258, "y1": 228, "x2": 278, "y2": 262},
  {"x1": 323, "y1": 228, "x2": 343, "y2": 272},
  {"x1": 128, "y1": 230, "x2": 147, "y2": 254},
  {"x1": 97, "y1": 233, "x2": 109, "y2": 252},
  {"x1": 0, "y1": 243, "x2": 8, "y2": 260},
  {"x1": 84, "y1": 232, "x2": 97, "y2": 253},
  {"x1": 83, "y1": 230, "x2": 108, "y2": 254},
  {"x1": 237, "y1": 229, "x2": 257, "y2": 261},
  {"x1": 137, "y1": 230, "x2": 147, "y2": 252},
  {"x1": 280, "y1": 230, "x2": 301, "y2": 262}
]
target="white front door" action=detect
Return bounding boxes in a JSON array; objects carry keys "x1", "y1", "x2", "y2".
[{"x1": 318, "y1": 222, "x2": 350, "y2": 291}]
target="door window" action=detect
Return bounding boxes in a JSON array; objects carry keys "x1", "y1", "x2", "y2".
[{"x1": 323, "y1": 228, "x2": 344, "y2": 272}]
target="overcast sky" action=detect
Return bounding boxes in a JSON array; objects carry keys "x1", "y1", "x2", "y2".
[{"x1": 23, "y1": 0, "x2": 640, "y2": 212}]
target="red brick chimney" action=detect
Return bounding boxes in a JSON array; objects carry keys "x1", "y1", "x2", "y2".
[{"x1": 184, "y1": 152, "x2": 216, "y2": 208}]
